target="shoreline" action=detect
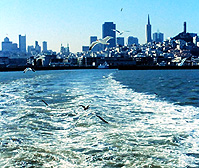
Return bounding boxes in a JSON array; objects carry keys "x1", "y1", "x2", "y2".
[
  {"x1": 118, "y1": 65, "x2": 199, "y2": 70},
  {"x1": 0, "y1": 66, "x2": 98, "y2": 72},
  {"x1": 1, "y1": 65, "x2": 199, "y2": 72}
]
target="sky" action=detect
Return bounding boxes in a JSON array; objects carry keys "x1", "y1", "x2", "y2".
[{"x1": 0, "y1": 0, "x2": 199, "y2": 53}]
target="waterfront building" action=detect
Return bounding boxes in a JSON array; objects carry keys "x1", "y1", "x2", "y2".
[
  {"x1": 117, "y1": 37, "x2": 124, "y2": 46},
  {"x1": 153, "y1": 31, "x2": 164, "y2": 42},
  {"x1": 102, "y1": 22, "x2": 116, "y2": 49},
  {"x1": 146, "y1": 15, "x2": 152, "y2": 43},
  {"x1": 19, "y1": 35, "x2": 26, "y2": 53},
  {"x1": 43, "y1": 41, "x2": 47, "y2": 53},
  {"x1": 127, "y1": 36, "x2": 139, "y2": 45}
]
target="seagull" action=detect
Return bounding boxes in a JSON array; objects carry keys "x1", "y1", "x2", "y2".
[
  {"x1": 78, "y1": 105, "x2": 109, "y2": 124},
  {"x1": 42, "y1": 99, "x2": 48, "y2": 106},
  {"x1": 112, "y1": 29, "x2": 130, "y2": 35},
  {"x1": 96, "y1": 114, "x2": 109, "y2": 124},
  {"x1": 23, "y1": 67, "x2": 35, "y2": 73},
  {"x1": 79, "y1": 105, "x2": 90, "y2": 110},
  {"x1": 89, "y1": 36, "x2": 113, "y2": 50}
]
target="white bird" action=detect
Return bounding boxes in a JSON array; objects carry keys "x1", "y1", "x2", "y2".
[
  {"x1": 23, "y1": 67, "x2": 36, "y2": 73},
  {"x1": 89, "y1": 36, "x2": 113, "y2": 50},
  {"x1": 112, "y1": 29, "x2": 130, "y2": 35}
]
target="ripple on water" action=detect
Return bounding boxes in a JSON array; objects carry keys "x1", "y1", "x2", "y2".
[{"x1": 1, "y1": 70, "x2": 199, "y2": 167}]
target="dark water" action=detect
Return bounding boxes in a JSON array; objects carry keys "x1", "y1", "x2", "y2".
[
  {"x1": 114, "y1": 70, "x2": 199, "y2": 107},
  {"x1": 0, "y1": 69, "x2": 199, "y2": 167}
]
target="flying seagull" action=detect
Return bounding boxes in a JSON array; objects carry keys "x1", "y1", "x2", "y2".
[
  {"x1": 96, "y1": 114, "x2": 109, "y2": 124},
  {"x1": 79, "y1": 105, "x2": 109, "y2": 124},
  {"x1": 23, "y1": 67, "x2": 36, "y2": 73},
  {"x1": 79, "y1": 105, "x2": 90, "y2": 110},
  {"x1": 42, "y1": 99, "x2": 48, "y2": 106},
  {"x1": 112, "y1": 29, "x2": 130, "y2": 35},
  {"x1": 89, "y1": 36, "x2": 113, "y2": 50}
]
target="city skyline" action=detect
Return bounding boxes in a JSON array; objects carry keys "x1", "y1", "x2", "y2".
[{"x1": 0, "y1": 0, "x2": 199, "y2": 53}]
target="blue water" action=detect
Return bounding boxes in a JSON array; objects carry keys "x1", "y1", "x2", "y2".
[{"x1": 0, "y1": 69, "x2": 199, "y2": 167}]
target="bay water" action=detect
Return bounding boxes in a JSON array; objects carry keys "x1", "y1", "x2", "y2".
[{"x1": 0, "y1": 69, "x2": 199, "y2": 167}]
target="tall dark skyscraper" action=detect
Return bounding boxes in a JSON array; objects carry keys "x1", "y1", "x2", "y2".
[
  {"x1": 146, "y1": 15, "x2": 152, "y2": 43},
  {"x1": 102, "y1": 22, "x2": 116, "y2": 48},
  {"x1": 19, "y1": 34, "x2": 26, "y2": 53},
  {"x1": 42, "y1": 41, "x2": 47, "y2": 53}
]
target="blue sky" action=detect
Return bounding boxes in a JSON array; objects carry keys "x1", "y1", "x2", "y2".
[{"x1": 0, "y1": 0, "x2": 199, "y2": 53}]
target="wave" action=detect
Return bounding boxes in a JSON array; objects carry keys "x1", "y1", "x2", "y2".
[{"x1": 1, "y1": 70, "x2": 199, "y2": 167}]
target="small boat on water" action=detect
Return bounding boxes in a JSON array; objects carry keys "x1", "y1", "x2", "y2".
[{"x1": 97, "y1": 61, "x2": 109, "y2": 69}]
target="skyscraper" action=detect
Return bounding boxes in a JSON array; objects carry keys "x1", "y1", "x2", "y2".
[
  {"x1": 102, "y1": 22, "x2": 116, "y2": 49},
  {"x1": 19, "y1": 34, "x2": 26, "y2": 53},
  {"x1": 146, "y1": 15, "x2": 152, "y2": 43},
  {"x1": 153, "y1": 31, "x2": 164, "y2": 42},
  {"x1": 117, "y1": 37, "x2": 124, "y2": 46},
  {"x1": 90, "y1": 36, "x2": 98, "y2": 51},
  {"x1": 43, "y1": 41, "x2": 47, "y2": 53},
  {"x1": 2, "y1": 37, "x2": 12, "y2": 52},
  {"x1": 82, "y1": 46, "x2": 89, "y2": 52},
  {"x1": 127, "y1": 36, "x2": 139, "y2": 45},
  {"x1": 90, "y1": 36, "x2": 97, "y2": 44},
  {"x1": 35, "y1": 41, "x2": 41, "y2": 53}
]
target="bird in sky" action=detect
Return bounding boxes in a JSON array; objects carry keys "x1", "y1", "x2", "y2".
[
  {"x1": 112, "y1": 29, "x2": 130, "y2": 35},
  {"x1": 79, "y1": 105, "x2": 90, "y2": 110},
  {"x1": 23, "y1": 67, "x2": 35, "y2": 73},
  {"x1": 89, "y1": 36, "x2": 113, "y2": 50},
  {"x1": 121, "y1": 8, "x2": 123, "y2": 11}
]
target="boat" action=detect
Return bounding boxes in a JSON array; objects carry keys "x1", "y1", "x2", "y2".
[{"x1": 97, "y1": 61, "x2": 109, "y2": 69}]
